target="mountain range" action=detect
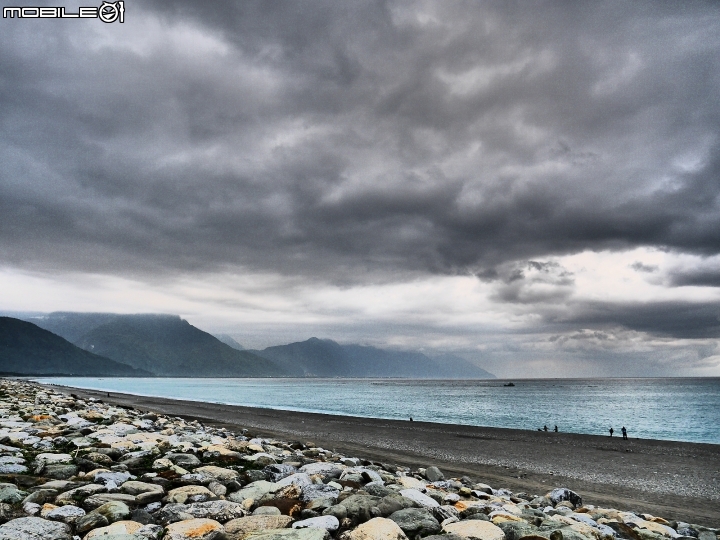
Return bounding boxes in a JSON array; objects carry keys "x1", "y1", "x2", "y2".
[
  {"x1": 0, "y1": 317, "x2": 150, "y2": 377},
  {"x1": 0, "y1": 312, "x2": 495, "y2": 379}
]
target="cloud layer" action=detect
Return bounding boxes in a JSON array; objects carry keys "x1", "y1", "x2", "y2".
[{"x1": 1, "y1": 1, "x2": 720, "y2": 375}]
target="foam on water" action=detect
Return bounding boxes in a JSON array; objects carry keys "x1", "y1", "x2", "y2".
[{"x1": 33, "y1": 377, "x2": 720, "y2": 444}]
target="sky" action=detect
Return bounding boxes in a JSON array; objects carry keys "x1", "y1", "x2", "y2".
[{"x1": 1, "y1": 1, "x2": 720, "y2": 377}]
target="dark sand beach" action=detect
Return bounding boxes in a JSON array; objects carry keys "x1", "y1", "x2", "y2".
[{"x1": 55, "y1": 384, "x2": 720, "y2": 527}]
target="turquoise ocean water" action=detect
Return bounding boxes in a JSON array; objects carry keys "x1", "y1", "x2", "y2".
[{"x1": 34, "y1": 377, "x2": 720, "y2": 445}]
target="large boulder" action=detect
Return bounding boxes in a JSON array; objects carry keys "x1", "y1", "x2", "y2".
[
  {"x1": 225, "y1": 515, "x2": 295, "y2": 540},
  {"x1": 442, "y1": 520, "x2": 505, "y2": 540},
  {"x1": 165, "y1": 518, "x2": 224, "y2": 540},
  {"x1": 388, "y1": 508, "x2": 441, "y2": 537},
  {"x1": 0, "y1": 516, "x2": 72, "y2": 540},
  {"x1": 247, "y1": 529, "x2": 330, "y2": 540},
  {"x1": 347, "y1": 517, "x2": 409, "y2": 540}
]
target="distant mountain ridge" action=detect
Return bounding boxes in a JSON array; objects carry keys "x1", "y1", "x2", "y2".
[
  {"x1": 0, "y1": 317, "x2": 150, "y2": 376},
  {"x1": 5, "y1": 312, "x2": 495, "y2": 379},
  {"x1": 251, "y1": 337, "x2": 496, "y2": 378},
  {"x1": 23, "y1": 313, "x2": 282, "y2": 377}
]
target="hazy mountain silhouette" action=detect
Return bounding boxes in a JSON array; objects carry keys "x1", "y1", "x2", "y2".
[
  {"x1": 251, "y1": 337, "x2": 495, "y2": 378},
  {"x1": 0, "y1": 317, "x2": 151, "y2": 376}
]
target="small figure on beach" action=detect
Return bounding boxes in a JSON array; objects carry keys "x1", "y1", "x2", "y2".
[
  {"x1": 543, "y1": 425, "x2": 548, "y2": 431},
  {"x1": 554, "y1": 425, "x2": 558, "y2": 432},
  {"x1": 409, "y1": 417, "x2": 413, "y2": 422},
  {"x1": 622, "y1": 426, "x2": 627, "y2": 440},
  {"x1": 609, "y1": 427, "x2": 614, "y2": 437}
]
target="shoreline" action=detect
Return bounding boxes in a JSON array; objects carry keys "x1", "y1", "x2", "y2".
[{"x1": 48, "y1": 382, "x2": 720, "y2": 526}]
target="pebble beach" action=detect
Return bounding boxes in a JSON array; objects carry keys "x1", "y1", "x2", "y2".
[{"x1": 0, "y1": 378, "x2": 717, "y2": 540}]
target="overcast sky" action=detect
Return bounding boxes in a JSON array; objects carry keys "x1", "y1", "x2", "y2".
[{"x1": 2, "y1": 1, "x2": 720, "y2": 377}]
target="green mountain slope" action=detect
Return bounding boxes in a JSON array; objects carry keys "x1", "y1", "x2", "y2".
[
  {"x1": 71, "y1": 315, "x2": 283, "y2": 377},
  {"x1": 0, "y1": 317, "x2": 151, "y2": 376},
  {"x1": 251, "y1": 337, "x2": 496, "y2": 378}
]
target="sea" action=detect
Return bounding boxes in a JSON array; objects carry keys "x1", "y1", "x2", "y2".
[{"x1": 33, "y1": 377, "x2": 720, "y2": 445}]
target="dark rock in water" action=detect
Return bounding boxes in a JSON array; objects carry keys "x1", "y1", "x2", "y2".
[
  {"x1": 547, "y1": 488, "x2": 582, "y2": 508},
  {"x1": 389, "y1": 507, "x2": 441, "y2": 537},
  {"x1": 424, "y1": 466, "x2": 444, "y2": 482}
]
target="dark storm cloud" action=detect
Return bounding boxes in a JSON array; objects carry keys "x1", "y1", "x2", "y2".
[
  {"x1": 552, "y1": 300, "x2": 720, "y2": 339},
  {"x1": 1, "y1": 1, "x2": 719, "y2": 282},
  {"x1": 669, "y1": 269, "x2": 720, "y2": 287}
]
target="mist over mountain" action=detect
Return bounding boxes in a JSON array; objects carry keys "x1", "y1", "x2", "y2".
[
  {"x1": 214, "y1": 334, "x2": 245, "y2": 351},
  {"x1": 0, "y1": 317, "x2": 150, "y2": 376},
  {"x1": 251, "y1": 337, "x2": 496, "y2": 379}
]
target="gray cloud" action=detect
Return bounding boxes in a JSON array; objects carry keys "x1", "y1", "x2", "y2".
[
  {"x1": 1, "y1": 1, "x2": 719, "y2": 282},
  {"x1": 2, "y1": 1, "x2": 720, "y2": 375}
]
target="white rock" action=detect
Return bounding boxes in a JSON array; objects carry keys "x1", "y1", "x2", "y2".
[
  {"x1": 398, "y1": 489, "x2": 439, "y2": 508},
  {"x1": 292, "y1": 516, "x2": 340, "y2": 531}
]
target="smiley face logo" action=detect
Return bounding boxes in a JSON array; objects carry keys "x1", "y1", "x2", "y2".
[{"x1": 99, "y1": 1, "x2": 124, "y2": 23}]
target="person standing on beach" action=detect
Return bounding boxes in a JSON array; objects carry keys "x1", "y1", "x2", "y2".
[
  {"x1": 609, "y1": 427, "x2": 614, "y2": 437},
  {"x1": 554, "y1": 425, "x2": 558, "y2": 432},
  {"x1": 621, "y1": 426, "x2": 627, "y2": 440}
]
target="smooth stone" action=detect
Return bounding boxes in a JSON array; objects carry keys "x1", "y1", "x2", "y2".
[
  {"x1": 292, "y1": 516, "x2": 340, "y2": 532},
  {"x1": 443, "y1": 520, "x2": 505, "y2": 540},
  {"x1": 36, "y1": 453, "x2": 73, "y2": 465},
  {"x1": 181, "y1": 500, "x2": 247, "y2": 522},
  {"x1": 0, "y1": 463, "x2": 28, "y2": 474},
  {"x1": 298, "y1": 463, "x2": 343, "y2": 479},
  {"x1": 225, "y1": 515, "x2": 295, "y2": 540},
  {"x1": 301, "y1": 484, "x2": 340, "y2": 502},
  {"x1": 121, "y1": 481, "x2": 164, "y2": 496},
  {"x1": 388, "y1": 507, "x2": 441, "y2": 537},
  {"x1": 195, "y1": 465, "x2": 240, "y2": 483},
  {"x1": 227, "y1": 481, "x2": 278, "y2": 504},
  {"x1": 398, "y1": 489, "x2": 439, "y2": 508},
  {"x1": 0, "y1": 483, "x2": 26, "y2": 503},
  {"x1": 347, "y1": 517, "x2": 409, "y2": 540},
  {"x1": 0, "y1": 516, "x2": 72, "y2": 540},
  {"x1": 165, "y1": 453, "x2": 201, "y2": 467},
  {"x1": 254, "y1": 506, "x2": 282, "y2": 516},
  {"x1": 165, "y1": 518, "x2": 224, "y2": 540},
  {"x1": 339, "y1": 494, "x2": 382, "y2": 524},
  {"x1": 396, "y1": 477, "x2": 427, "y2": 491},
  {"x1": 167, "y1": 485, "x2": 216, "y2": 504},
  {"x1": 43, "y1": 464, "x2": 78, "y2": 479},
  {"x1": 276, "y1": 473, "x2": 312, "y2": 489},
  {"x1": 45, "y1": 504, "x2": 86, "y2": 523},
  {"x1": 84, "y1": 520, "x2": 143, "y2": 538},
  {"x1": 424, "y1": 467, "x2": 444, "y2": 482},
  {"x1": 247, "y1": 529, "x2": 330, "y2": 540},
  {"x1": 84, "y1": 493, "x2": 137, "y2": 509}
]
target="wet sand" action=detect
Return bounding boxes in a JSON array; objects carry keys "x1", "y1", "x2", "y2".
[{"x1": 54, "y1": 385, "x2": 720, "y2": 527}]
